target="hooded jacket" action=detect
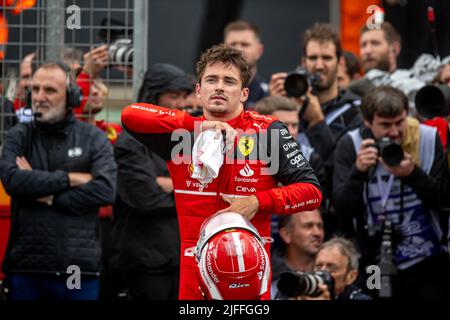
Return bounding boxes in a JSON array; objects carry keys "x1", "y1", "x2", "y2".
[{"x1": 111, "y1": 63, "x2": 192, "y2": 274}]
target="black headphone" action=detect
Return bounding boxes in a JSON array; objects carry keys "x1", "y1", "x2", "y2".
[{"x1": 26, "y1": 61, "x2": 83, "y2": 110}]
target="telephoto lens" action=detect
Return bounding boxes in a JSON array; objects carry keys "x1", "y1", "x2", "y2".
[
  {"x1": 415, "y1": 84, "x2": 450, "y2": 118},
  {"x1": 277, "y1": 270, "x2": 335, "y2": 299},
  {"x1": 284, "y1": 67, "x2": 320, "y2": 97},
  {"x1": 108, "y1": 38, "x2": 134, "y2": 66}
]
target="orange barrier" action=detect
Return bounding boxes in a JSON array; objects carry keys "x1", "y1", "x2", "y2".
[
  {"x1": 340, "y1": 0, "x2": 381, "y2": 57},
  {"x1": 0, "y1": 0, "x2": 37, "y2": 60}
]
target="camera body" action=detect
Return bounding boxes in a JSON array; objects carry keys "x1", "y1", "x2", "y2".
[
  {"x1": 366, "y1": 137, "x2": 404, "y2": 167},
  {"x1": 284, "y1": 66, "x2": 321, "y2": 97},
  {"x1": 277, "y1": 270, "x2": 335, "y2": 299},
  {"x1": 108, "y1": 38, "x2": 134, "y2": 66},
  {"x1": 376, "y1": 137, "x2": 404, "y2": 167}
]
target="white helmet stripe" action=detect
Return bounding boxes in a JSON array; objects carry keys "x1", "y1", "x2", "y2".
[
  {"x1": 260, "y1": 243, "x2": 271, "y2": 295},
  {"x1": 232, "y1": 232, "x2": 246, "y2": 272}
]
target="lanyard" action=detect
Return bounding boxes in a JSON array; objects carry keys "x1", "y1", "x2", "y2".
[{"x1": 376, "y1": 172, "x2": 395, "y2": 210}]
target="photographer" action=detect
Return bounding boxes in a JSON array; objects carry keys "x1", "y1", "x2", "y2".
[
  {"x1": 269, "y1": 24, "x2": 361, "y2": 163},
  {"x1": 76, "y1": 45, "x2": 109, "y2": 118},
  {"x1": 271, "y1": 210, "x2": 324, "y2": 299},
  {"x1": 314, "y1": 237, "x2": 371, "y2": 300},
  {"x1": 276, "y1": 236, "x2": 370, "y2": 301},
  {"x1": 269, "y1": 25, "x2": 361, "y2": 230},
  {"x1": 333, "y1": 86, "x2": 450, "y2": 300}
]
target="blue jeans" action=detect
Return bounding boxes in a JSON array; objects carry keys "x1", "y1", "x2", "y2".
[{"x1": 7, "y1": 273, "x2": 99, "y2": 300}]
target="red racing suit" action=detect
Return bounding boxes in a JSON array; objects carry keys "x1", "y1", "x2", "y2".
[{"x1": 121, "y1": 103, "x2": 322, "y2": 299}]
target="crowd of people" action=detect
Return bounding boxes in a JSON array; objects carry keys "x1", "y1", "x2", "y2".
[{"x1": 0, "y1": 18, "x2": 449, "y2": 301}]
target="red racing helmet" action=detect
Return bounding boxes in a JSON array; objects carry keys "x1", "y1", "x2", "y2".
[{"x1": 195, "y1": 212, "x2": 270, "y2": 300}]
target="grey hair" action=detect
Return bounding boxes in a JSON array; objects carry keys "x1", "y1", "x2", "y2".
[{"x1": 320, "y1": 237, "x2": 360, "y2": 272}]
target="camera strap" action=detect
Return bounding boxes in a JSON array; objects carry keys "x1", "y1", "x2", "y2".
[{"x1": 298, "y1": 96, "x2": 309, "y2": 121}]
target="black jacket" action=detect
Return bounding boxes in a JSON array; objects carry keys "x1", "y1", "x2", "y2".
[
  {"x1": 308, "y1": 150, "x2": 329, "y2": 203},
  {"x1": 304, "y1": 90, "x2": 362, "y2": 170},
  {"x1": 302, "y1": 90, "x2": 362, "y2": 231},
  {"x1": 320, "y1": 89, "x2": 362, "y2": 141},
  {"x1": 337, "y1": 284, "x2": 372, "y2": 300},
  {"x1": 245, "y1": 73, "x2": 268, "y2": 110},
  {"x1": 0, "y1": 112, "x2": 116, "y2": 275},
  {"x1": 111, "y1": 131, "x2": 180, "y2": 274}
]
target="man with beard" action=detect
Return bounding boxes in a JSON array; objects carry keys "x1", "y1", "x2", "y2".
[
  {"x1": 270, "y1": 23, "x2": 362, "y2": 143},
  {"x1": 0, "y1": 62, "x2": 116, "y2": 300},
  {"x1": 269, "y1": 24, "x2": 362, "y2": 223},
  {"x1": 359, "y1": 22, "x2": 401, "y2": 74},
  {"x1": 224, "y1": 20, "x2": 268, "y2": 110}
]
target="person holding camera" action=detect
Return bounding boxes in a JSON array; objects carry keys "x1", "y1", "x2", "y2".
[
  {"x1": 269, "y1": 23, "x2": 362, "y2": 160},
  {"x1": 75, "y1": 45, "x2": 109, "y2": 118},
  {"x1": 314, "y1": 237, "x2": 371, "y2": 300},
  {"x1": 271, "y1": 209, "x2": 324, "y2": 299},
  {"x1": 270, "y1": 23, "x2": 362, "y2": 237},
  {"x1": 0, "y1": 62, "x2": 117, "y2": 300},
  {"x1": 269, "y1": 24, "x2": 361, "y2": 230},
  {"x1": 333, "y1": 85, "x2": 449, "y2": 300},
  {"x1": 276, "y1": 236, "x2": 371, "y2": 300}
]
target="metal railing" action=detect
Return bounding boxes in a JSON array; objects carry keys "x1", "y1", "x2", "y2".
[{"x1": 0, "y1": 0, "x2": 147, "y2": 151}]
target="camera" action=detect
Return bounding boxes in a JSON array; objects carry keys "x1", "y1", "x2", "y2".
[
  {"x1": 375, "y1": 137, "x2": 404, "y2": 167},
  {"x1": 284, "y1": 67, "x2": 321, "y2": 97},
  {"x1": 277, "y1": 270, "x2": 335, "y2": 299},
  {"x1": 108, "y1": 39, "x2": 134, "y2": 66},
  {"x1": 415, "y1": 84, "x2": 450, "y2": 118},
  {"x1": 378, "y1": 219, "x2": 397, "y2": 298},
  {"x1": 98, "y1": 18, "x2": 134, "y2": 67}
]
